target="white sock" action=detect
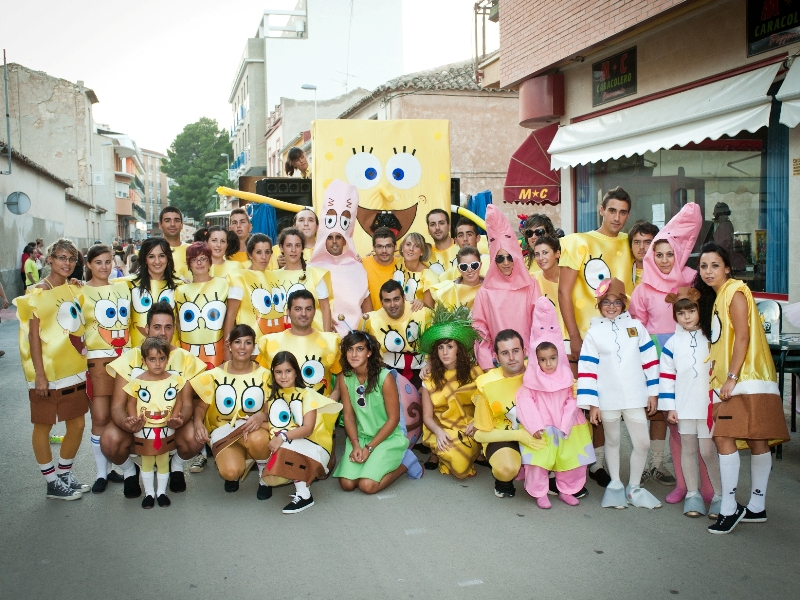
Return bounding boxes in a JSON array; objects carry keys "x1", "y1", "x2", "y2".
[
  {"x1": 294, "y1": 480, "x2": 311, "y2": 499},
  {"x1": 142, "y1": 470, "x2": 155, "y2": 497},
  {"x1": 39, "y1": 462, "x2": 57, "y2": 483},
  {"x1": 746, "y1": 452, "x2": 771, "y2": 514},
  {"x1": 650, "y1": 439, "x2": 665, "y2": 469},
  {"x1": 201, "y1": 445, "x2": 208, "y2": 457},
  {"x1": 170, "y1": 453, "x2": 186, "y2": 473},
  {"x1": 590, "y1": 446, "x2": 605, "y2": 472},
  {"x1": 156, "y1": 473, "x2": 169, "y2": 497},
  {"x1": 718, "y1": 452, "x2": 740, "y2": 516},
  {"x1": 90, "y1": 435, "x2": 109, "y2": 480},
  {"x1": 56, "y1": 457, "x2": 74, "y2": 475},
  {"x1": 256, "y1": 460, "x2": 267, "y2": 477},
  {"x1": 120, "y1": 457, "x2": 138, "y2": 479}
]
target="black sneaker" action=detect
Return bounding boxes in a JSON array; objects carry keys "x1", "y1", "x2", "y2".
[
  {"x1": 494, "y1": 479, "x2": 516, "y2": 498},
  {"x1": 141, "y1": 494, "x2": 155, "y2": 509},
  {"x1": 741, "y1": 507, "x2": 767, "y2": 523},
  {"x1": 548, "y1": 477, "x2": 558, "y2": 496},
  {"x1": 157, "y1": 494, "x2": 171, "y2": 507},
  {"x1": 91, "y1": 477, "x2": 109, "y2": 494},
  {"x1": 588, "y1": 467, "x2": 611, "y2": 488},
  {"x1": 169, "y1": 470, "x2": 186, "y2": 493},
  {"x1": 708, "y1": 504, "x2": 746, "y2": 534},
  {"x1": 107, "y1": 470, "x2": 124, "y2": 483},
  {"x1": 283, "y1": 494, "x2": 314, "y2": 514},
  {"x1": 257, "y1": 484, "x2": 272, "y2": 500},
  {"x1": 124, "y1": 465, "x2": 141, "y2": 498},
  {"x1": 574, "y1": 486, "x2": 589, "y2": 499},
  {"x1": 224, "y1": 479, "x2": 240, "y2": 493}
]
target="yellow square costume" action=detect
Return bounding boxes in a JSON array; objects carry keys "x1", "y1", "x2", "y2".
[
  {"x1": 107, "y1": 347, "x2": 206, "y2": 383},
  {"x1": 427, "y1": 243, "x2": 459, "y2": 276},
  {"x1": 426, "y1": 279, "x2": 481, "y2": 312},
  {"x1": 83, "y1": 281, "x2": 132, "y2": 359},
  {"x1": 273, "y1": 266, "x2": 333, "y2": 333},
  {"x1": 209, "y1": 260, "x2": 246, "y2": 279},
  {"x1": 175, "y1": 277, "x2": 229, "y2": 370},
  {"x1": 226, "y1": 269, "x2": 285, "y2": 337},
  {"x1": 257, "y1": 330, "x2": 341, "y2": 397},
  {"x1": 123, "y1": 277, "x2": 180, "y2": 347},
  {"x1": 364, "y1": 304, "x2": 430, "y2": 376},
  {"x1": 392, "y1": 259, "x2": 439, "y2": 302},
  {"x1": 123, "y1": 374, "x2": 186, "y2": 456}
]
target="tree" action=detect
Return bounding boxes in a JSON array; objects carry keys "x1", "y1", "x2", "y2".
[{"x1": 161, "y1": 117, "x2": 233, "y2": 220}]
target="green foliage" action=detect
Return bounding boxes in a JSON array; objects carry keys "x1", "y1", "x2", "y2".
[{"x1": 161, "y1": 117, "x2": 233, "y2": 220}]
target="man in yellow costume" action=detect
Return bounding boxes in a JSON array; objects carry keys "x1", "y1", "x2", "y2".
[
  {"x1": 159, "y1": 207, "x2": 190, "y2": 278},
  {"x1": 425, "y1": 209, "x2": 458, "y2": 275}
]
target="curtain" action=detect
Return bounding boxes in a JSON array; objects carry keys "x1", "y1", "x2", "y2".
[
  {"x1": 766, "y1": 98, "x2": 789, "y2": 294},
  {"x1": 575, "y1": 165, "x2": 597, "y2": 233}
]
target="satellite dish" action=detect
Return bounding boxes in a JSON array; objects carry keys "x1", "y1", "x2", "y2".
[{"x1": 5, "y1": 191, "x2": 31, "y2": 215}]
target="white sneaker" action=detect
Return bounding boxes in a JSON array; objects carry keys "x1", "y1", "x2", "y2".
[{"x1": 190, "y1": 455, "x2": 207, "y2": 473}]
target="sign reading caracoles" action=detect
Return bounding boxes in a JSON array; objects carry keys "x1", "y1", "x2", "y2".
[
  {"x1": 747, "y1": 0, "x2": 800, "y2": 56},
  {"x1": 592, "y1": 47, "x2": 637, "y2": 107}
]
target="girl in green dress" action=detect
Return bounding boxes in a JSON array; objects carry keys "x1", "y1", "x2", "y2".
[{"x1": 334, "y1": 331, "x2": 409, "y2": 494}]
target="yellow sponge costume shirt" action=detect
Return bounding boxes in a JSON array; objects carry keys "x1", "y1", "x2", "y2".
[
  {"x1": 190, "y1": 364, "x2": 270, "y2": 433},
  {"x1": 364, "y1": 304, "x2": 431, "y2": 372},
  {"x1": 124, "y1": 277, "x2": 179, "y2": 347},
  {"x1": 15, "y1": 284, "x2": 87, "y2": 389},
  {"x1": 175, "y1": 277, "x2": 229, "y2": 369},
  {"x1": 428, "y1": 243, "x2": 459, "y2": 276},
  {"x1": 392, "y1": 260, "x2": 439, "y2": 302},
  {"x1": 273, "y1": 266, "x2": 333, "y2": 333},
  {"x1": 257, "y1": 330, "x2": 341, "y2": 397},
  {"x1": 427, "y1": 279, "x2": 481, "y2": 312},
  {"x1": 210, "y1": 260, "x2": 245, "y2": 279},
  {"x1": 107, "y1": 347, "x2": 207, "y2": 383},
  {"x1": 473, "y1": 368, "x2": 523, "y2": 432},
  {"x1": 226, "y1": 269, "x2": 284, "y2": 337},
  {"x1": 124, "y1": 374, "x2": 186, "y2": 429},
  {"x1": 171, "y1": 244, "x2": 189, "y2": 279},
  {"x1": 83, "y1": 281, "x2": 132, "y2": 359}
]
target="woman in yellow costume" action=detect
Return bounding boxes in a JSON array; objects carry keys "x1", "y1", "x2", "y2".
[
  {"x1": 695, "y1": 242, "x2": 790, "y2": 534},
  {"x1": 176, "y1": 242, "x2": 229, "y2": 370},
  {"x1": 125, "y1": 237, "x2": 180, "y2": 347},
  {"x1": 418, "y1": 303, "x2": 483, "y2": 478},
  {"x1": 191, "y1": 324, "x2": 274, "y2": 500},
  {"x1": 274, "y1": 227, "x2": 333, "y2": 333},
  {"x1": 207, "y1": 225, "x2": 245, "y2": 278},
  {"x1": 424, "y1": 246, "x2": 483, "y2": 312},
  {"x1": 83, "y1": 244, "x2": 131, "y2": 493},
  {"x1": 530, "y1": 235, "x2": 568, "y2": 343},
  {"x1": 260, "y1": 351, "x2": 341, "y2": 513},
  {"x1": 14, "y1": 238, "x2": 91, "y2": 501},
  {"x1": 394, "y1": 232, "x2": 439, "y2": 303}
]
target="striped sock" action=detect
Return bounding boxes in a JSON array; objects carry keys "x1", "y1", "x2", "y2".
[
  {"x1": 39, "y1": 462, "x2": 57, "y2": 483},
  {"x1": 56, "y1": 457, "x2": 74, "y2": 475}
]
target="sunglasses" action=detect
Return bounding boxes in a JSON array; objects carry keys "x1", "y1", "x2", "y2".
[
  {"x1": 458, "y1": 261, "x2": 481, "y2": 273},
  {"x1": 494, "y1": 254, "x2": 514, "y2": 264},
  {"x1": 356, "y1": 384, "x2": 366, "y2": 408},
  {"x1": 524, "y1": 228, "x2": 547, "y2": 238}
]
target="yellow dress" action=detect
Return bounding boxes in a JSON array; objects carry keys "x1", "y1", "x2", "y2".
[
  {"x1": 273, "y1": 265, "x2": 333, "y2": 333},
  {"x1": 226, "y1": 269, "x2": 284, "y2": 337},
  {"x1": 392, "y1": 260, "x2": 439, "y2": 302},
  {"x1": 257, "y1": 329, "x2": 341, "y2": 396},
  {"x1": 428, "y1": 243, "x2": 459, "y2": 276},
  {"x1": 427, "y1": 279, "x2": 481, "y2": 311},
  {"x1": 422, "y1": 366, "x2": 482, "y2": 478},
  {"x1": 532, "y1": 271, "x2": 567, "y2": 339},
  {"x1": 190, "y1": 364, "x2": 270, "y2": 435},
  {"x1": 107, "y1": 347, "x2": 207, "y2": 383},
  {"x1": 364, "y1": 304, "x2": 431, "y2": 373},
  {"x1": 175, "y1": 278, "x2": 229, "y2": 369},
  {"x1": 82, "y1": 281, "x2": 132, "y2": 359},
  {"x1": 124, "y1": 277, "x2": 180, "y2": 347}
]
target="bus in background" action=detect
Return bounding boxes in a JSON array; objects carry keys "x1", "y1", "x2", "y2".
[{"x1": 204, "y1": 210, "x2": 231, "y2": 229}]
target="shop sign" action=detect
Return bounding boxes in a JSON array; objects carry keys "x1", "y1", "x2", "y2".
[
  {"x1": 747, "y1": 0, "x2": 800, "y2": 56},
  {"x1": 592, "y1": 47, "x2": 637, "y2": 107},
  {"x1": 514, "y1": 186, "x2": 559, "y2": 205}
]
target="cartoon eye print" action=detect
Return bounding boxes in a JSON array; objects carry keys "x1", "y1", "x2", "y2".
[
  {"x1": 137, "y1": 387, "x2": 151, "y2": 403},
  {"x1": 75, "y1": 301, "x2": 86, "y2": 325},
  {"x1": 340, "y1": 210, "x2": 352, "y2": 231},
  {"x1": 286, "y1": 283, "x2": 306, "y2": 301},
  {"x1": 325, "y1": 209, "x2": 337, "y2": 229},
  {"x1": 179, "y1": 301, "x2": 201, "y2": 332},
  {"x1": 269, "y1": 398, "x2": 292, "y2": 428},
  {"x1": 57, "y1": 300, "x2": 83, "y2": 333},
  {"x1": 386, "y1": 150, "x2": 422, "y2": 190},
  {"x1": 117, "y1": 298, "x2": 130, "y2": 325},
  {"x1": 158, "y1": 289, "x2": 175, "y2": 307},
  {"x1": 94, "y1": 299, "x2": 119, "y2": 329},
  {"x1": 215, "y1": 384, "x2": 237, "y2": 416},
  {"x1": 583, "y1": 256, "x2": 612, "y2": 290},
  {"x1": 272, "y1": 287, "x2": 287, "y2": 314},
  {"x1": 132, "y1": 288, "x2": 153, "y2": 313},
  {"x1": 345, "y1": 151, "x2": 382, "y2": 190},
  {"x1": 131, "y1": 367, "x2": 146, "y2": 380},
  {"x1": 392, "y1": 269, "x2": 405, "y2": 286},
  {"x1": 289, "y1": 395, "x2": 304, "y2": 427},
  {"x1": 404, "y1": 277, "x2": 419, "y2": 301},
  {"x1": 251, "y1": 288, "x2": 272, "y2": 314},
  {"x1": 202, "y1": 301, "x2": 226, "y2": 331},
  {"x1": 406, "y1": 321, "x2": 421, "y2": 344},
  {"x1": 164, "y1": 386, "x2": 178, "y2": 402},
  {"x1": 301, "y1": 356, "x2": 325, "y2": 386},
  {"x1": 241, "y1": 385, "x2": 265, "y2": 413},
  {"x1": 383, "y1": 327, "x2": 405, "y2": 352},
  {"x1": 710, "y1": 310, "x2": 721, "y2": 344}
]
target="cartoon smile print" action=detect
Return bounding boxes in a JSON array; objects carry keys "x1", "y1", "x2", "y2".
[
  {"x1": 300, "y1": 355, "x2": 328, "y2": 394},
  {"x1": 379, "y1": 325, "x2": 424, "y2": 368},
  {"x1": 583, "y1": 255, "x2": 612, "y2": 290},
  {"x1": 212, "y1": 376, "x2": 265, "y2": 426},
  {"x1": 132, "y1": 287, "x2": 175, "y2": 338},
  {"x1": 136, "y1": 384, "x2": 178, "y2": 424},
  {"x1": 92, "y1": 294, "x2": 130, "y2": 354},
  {"x1": 56, "y1": 299, "x2": 87, "y2": 357}
]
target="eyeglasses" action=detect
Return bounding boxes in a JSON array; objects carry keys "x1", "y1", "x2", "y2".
[
  {"x1": 458, "y1": 261, "x2": 481, "y2": 273},
  {"x1": 494, "y1": 254, "x2": 514, "y2": 264},
  {"x1": 374, "y1": 244, "x2": 395, "y2": 251},
  {"x1": 356, "y1": 384, "x2": 366, "y2": 408},
  {"x1": 524, "y1": 228, "x2": 547, "y2": 238},
  {"x1": 54, "y1": 255, "x2": 78, "y2": 264},
  {"x1": 599, "y1": 300, "x2": 624, "y2": 308},
  {"x1": 191, "y1": 256, "x2": 209, "y2": 264}
]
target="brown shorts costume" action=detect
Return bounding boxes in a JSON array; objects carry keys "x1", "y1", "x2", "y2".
[
  {"x1": 29, "y1": 384, "x2": 89, "y2": 425},
  {"x1": 87, "y1": 356, "x2": 117, "y2": 398}
]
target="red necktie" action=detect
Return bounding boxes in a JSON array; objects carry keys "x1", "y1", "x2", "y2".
[
  {"x1": 153, "y1": 428, "x2": 162, "y2": 451},
  {"x1": 402, "y1": 353, "x2": 414, "y2": 382}
]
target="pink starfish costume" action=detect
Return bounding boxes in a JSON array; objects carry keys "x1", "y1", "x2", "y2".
[{"x1": 472, "y1": 205, "x2": 541, "y2": 369}]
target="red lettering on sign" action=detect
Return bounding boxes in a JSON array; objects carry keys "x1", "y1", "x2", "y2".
[
  {"x1": 620, "y1": 53, "x2": 627, "y2": 74},
  {"x1": 762, "y1": 0, "x2": 779, "y2": 21},
  {"x1": 601, "y1": 61, "x2": 610, "y2": 81}
]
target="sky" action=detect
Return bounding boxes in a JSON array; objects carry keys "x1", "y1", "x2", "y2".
[{"x1": 1, "y1": 0, "x2": 498, "y2": 154}]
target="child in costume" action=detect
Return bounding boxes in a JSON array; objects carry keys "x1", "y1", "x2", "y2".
[
  {"x1": 577, "y1": 278, "x2": 661, "y2": 509},
  {"x1": 261, "y1": 351, "x2": 341, "y2": 513},
  {"x1": 517, "y1": 297, "x2": 595, "y2": 508},
  {"x1": 658, "y1": 288, "x2": 722, "y2": 519},
  {"x1": 123, "y1": 337, "x2": 186, "y2": 509},
  {"x1": 418, "y1": 304, "x2": 483, "y2": 479}
]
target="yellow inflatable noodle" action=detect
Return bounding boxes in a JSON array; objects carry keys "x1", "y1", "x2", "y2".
[{"x1": 216, "y1": 187, "x2": 303, "y2": 213}]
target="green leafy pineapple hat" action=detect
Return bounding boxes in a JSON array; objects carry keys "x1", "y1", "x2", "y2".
[{"x1": 418, "y1": 303, "x2": 482, "y2": 357}]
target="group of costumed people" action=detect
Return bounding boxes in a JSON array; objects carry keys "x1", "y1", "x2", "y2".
[{"x1": 14, "y1": 180, "x2": 789, "y2": 533}]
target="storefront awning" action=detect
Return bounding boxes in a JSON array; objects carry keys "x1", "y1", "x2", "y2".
[
  {"x1": 503, "y1": 123, "x2": 560, "y2": 204},
  {"x1": 548, "y1": 63, "x2": 781, "y2": 170},
  {"x1": 777, "y1": 58, "x2": 800, "y2": 128}
]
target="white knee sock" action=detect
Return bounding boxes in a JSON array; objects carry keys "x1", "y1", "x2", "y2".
[
  {"x1": 699, "y1": 438, "x2": 721, "y2": 495},
  {"x1": 170, "y1": 453, "x2": 186, "y2": 473},
  {"x1": 746, "y1": 452, "x2": 771, "y2": 513},
  {"x1": 39, "y1": 462, "x2": 57, "y2": 483},
  {"x1": 626, "y1": 419, "x2": 651, "y2": 486},
  {"x1": 602, "y1": 420, "x2": 621, "y2": 482},
  {"x1": 156, "y1": 473, "x2": 169, "y2": 497},
  {"x1": 141, "y1": 470, "x2": 155, "y2": 497},
  {"x1": 120, "y1": 457, "x2": 137, "y2": 479},
  {"x1": 56, "y1": 457, "x2": 74, "y2": 475},
  {"x1": 681, "y1": 434, "x2": 700, "y2": 493},
  {"x1": 718, "y1": 452, "x2": 740, "y2": 516},
  {"x1": 649, "y1": 439, "x2": 665, "y2": 469},
  {"x1": 90, "y1": 435, "x2": 108, "y2": 480},
  {"x1": 294, "y1": 480, "x2": 311, "y2": 499},
  {"x1": 590, "y1": 447, "x2": 605, "y2": 472},
  {"x1": 256, "y1": 460, "x2": 267, "y2": 477}
]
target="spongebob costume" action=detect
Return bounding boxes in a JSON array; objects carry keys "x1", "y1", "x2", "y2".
[
  {"x1": 83, "y1": 281, "x2": 132, "y2": 398},
  {"x1": 427, "y1": 243, "x2": 460, "y2": 276},
  {"x1": 364, "y1": 302, "x2": 430, "y2": 387},
  {"x1": 15, "y1": 284, "x2": 89, "y2": 424},
  {"x1": 107, "y1": 346, "x2": 206, "y2": 383},
  {"x1": 124, "y1": 374, "x2": 185, "y2": 457},
  {"x1": 426, "y1": 279, "x2": 481, "y2": 312},
  {"x1": 273, "y1": 266, "x2": 333, "y2": 333},
  {"x1": 123, "y1": 277, "x2": 179, "y2": 347},
  {"x1": 176, "y1": 278, "x2": 229, "y2": 370},
  {"x1": 226, "y1": 269, "x2": 287, "y2": 338},
  {"x1": 257, "y1": 330, "x2": 341, "y2": 397},
  {"x1": 392, "y1": 260, "x2": 439, "y2": 303}
]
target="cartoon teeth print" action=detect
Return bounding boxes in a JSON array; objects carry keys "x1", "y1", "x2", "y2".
[
  {"x1": 178, "y1": 288, "x2": 227, "y2": 369},
  {"x1": 250, "y1": 284, "x2": 289, "y2": 335},
  {"x1": 583, "y1": 255, "x2": 612, "y2": 290},
  {"x1": 57, "y1": 298, "x2": 87, "y2": 357}
]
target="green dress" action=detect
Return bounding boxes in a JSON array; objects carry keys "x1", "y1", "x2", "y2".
[{"x1": 333, "y1": 369, "x2": 407, "y2": 482}]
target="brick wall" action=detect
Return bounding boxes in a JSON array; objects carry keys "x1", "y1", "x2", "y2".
[{"x1": 499, "y1": 0, "x2": 691, "y2": 87}]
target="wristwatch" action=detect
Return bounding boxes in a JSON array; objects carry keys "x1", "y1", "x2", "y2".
[
  {"x1": 365, "y1": 445, "x2": 374, "y2": 453},
  {"x1": 727, "y1": 372, "x2": 739, "y2": 381}
]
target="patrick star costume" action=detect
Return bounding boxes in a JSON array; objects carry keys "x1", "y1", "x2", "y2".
[
  {"x1": 472, "y1": 205, "x2": 541, "y2": 369},
  {"x1": 309, "y1": 179, "x2": 370, "y2": 338},
  {"x1": 516, "y1": 297, "x2": 595, "y2": 508}
]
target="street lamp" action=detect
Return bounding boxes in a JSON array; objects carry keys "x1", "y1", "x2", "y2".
[
  {"x1": 221, "y1": 153, "x2": 230, "y2": 176},
  {"x1": 301, "y1": 84, "x2": 317, "y2": 121}
]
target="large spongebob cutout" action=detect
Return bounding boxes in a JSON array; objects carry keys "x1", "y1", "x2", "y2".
[{"x1": 312, "y1": 119, "x2": 451, "y2": 256}]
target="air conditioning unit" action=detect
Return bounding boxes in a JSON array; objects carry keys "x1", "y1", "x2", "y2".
[{"x1": 93, "y1": 173, "x2": 104, "y2": 185}]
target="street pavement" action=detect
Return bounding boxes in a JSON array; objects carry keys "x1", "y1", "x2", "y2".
[{"x1": 1, "y1": 314, "x2": 798, "y2": 600}]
